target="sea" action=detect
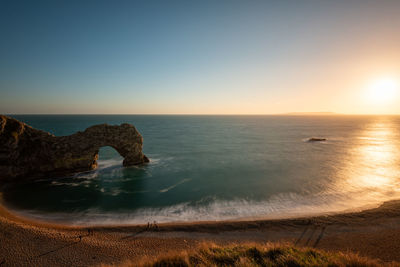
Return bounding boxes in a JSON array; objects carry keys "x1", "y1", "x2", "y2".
[{"x1": 3, "y1": 115, "x2": 400, "y2": 225}]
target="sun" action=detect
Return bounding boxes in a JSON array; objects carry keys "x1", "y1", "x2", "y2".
[{"x1": 365, "y1": 77, "x2": 398, "y2": 105}]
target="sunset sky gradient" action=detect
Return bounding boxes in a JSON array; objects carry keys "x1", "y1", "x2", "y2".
[{"x1": 1, "y1": 0, "x2": 400, "y2": 114}]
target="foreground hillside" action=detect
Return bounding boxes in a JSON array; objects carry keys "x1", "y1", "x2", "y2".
[
  {"x1": 110, "y1": 242, "x2": 398, "y2": 267},
  {"x1": 2, "y1": 198, "x2": 400, "y2": 266}
]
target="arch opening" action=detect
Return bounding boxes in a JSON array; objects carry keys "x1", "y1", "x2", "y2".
[{"x1": 96, "y1": 146, "x2": 124, "y2": 169}]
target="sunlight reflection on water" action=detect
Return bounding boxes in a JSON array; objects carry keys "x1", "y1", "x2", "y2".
[{"x1": 337, "y1": 118, "x2": 400, "y2": 205}]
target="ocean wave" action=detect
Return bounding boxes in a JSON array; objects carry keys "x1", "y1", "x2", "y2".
[
  {"x1": 159, "y1": 178, "x2": 191, "y2": 193},
  {"x1": 11, "y1": 188, "x2": 394, "y2": 226},
  {"x1": 146, "y1": 155, "x2": 175, "y2": 166},
  {"x1": 97, "y1": 159, "x2": 123, "y2": 169},
  {"x1": 51, "y1": 179, "x2": 92, "y2": 187}
]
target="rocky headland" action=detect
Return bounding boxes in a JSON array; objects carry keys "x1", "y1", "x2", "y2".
[{"x1": 0, "y1": 115, "x2": 149, "y2": 182}]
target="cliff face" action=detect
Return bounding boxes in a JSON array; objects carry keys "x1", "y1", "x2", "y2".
[{"x1": 0, "y1": 115, "x2": 149, "y2": 182}]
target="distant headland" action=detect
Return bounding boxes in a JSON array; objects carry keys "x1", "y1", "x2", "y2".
[{"x1": 284, "y1": 112, "x2": 337, "y2": 116}]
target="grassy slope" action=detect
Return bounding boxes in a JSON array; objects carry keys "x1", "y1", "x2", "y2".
[{"x1": 107, "y1": 242, "x2": 398, "y2": 267}]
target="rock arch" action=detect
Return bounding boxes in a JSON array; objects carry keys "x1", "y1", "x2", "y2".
[{"x1": 0, "y1": 115, "x2": 149, "y2": 181}]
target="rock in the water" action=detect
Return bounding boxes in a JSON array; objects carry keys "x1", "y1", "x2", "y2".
[
  {"x1": 0, "y1": 115, "x2": 149, "y2": 182},
  {"x1": 307, "y1": 137, "x2": 326, "y2": 142}
]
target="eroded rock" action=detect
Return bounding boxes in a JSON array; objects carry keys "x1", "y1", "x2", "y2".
[
  {"x1": 0, "y1": 115, "x2": 149, "y2": 181},
  {"x1": 307, "y1": 137, "x2": 326, "y2": 142}
]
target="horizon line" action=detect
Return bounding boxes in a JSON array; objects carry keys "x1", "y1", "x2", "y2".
[{"x1": 4, "y1": 112, "x2": 400, "y2": 116}]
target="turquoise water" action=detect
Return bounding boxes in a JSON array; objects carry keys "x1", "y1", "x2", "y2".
[{"x1": 4, "y1": 115, "x2": 400, "y2": 225}]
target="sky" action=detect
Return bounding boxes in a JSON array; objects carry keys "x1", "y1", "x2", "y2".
[{"x1": 1, "y1": 0, "x2": 400, "y2": 114}]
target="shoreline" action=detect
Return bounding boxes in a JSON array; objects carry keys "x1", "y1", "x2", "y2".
[
  {"x1": 0, "y1": 191, "x2": 385, "y2": 229},
  {"x1": 2, "y1": 198, "x2": 400, "y2": 234},
  {"x1": 2, "y1": 194, "x2": 400, "y2": 266},
  {"x1": 0, "y1": 186, "x2": 384, "y2": 227}
]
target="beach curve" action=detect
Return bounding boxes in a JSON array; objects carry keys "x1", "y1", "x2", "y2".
[{"x1": 1, "y1": 193, "x2": 400, "y2": 266}]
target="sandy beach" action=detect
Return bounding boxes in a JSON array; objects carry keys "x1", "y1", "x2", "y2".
[{"x1": 1, "y1": 194, "x2": 400, "y2": 266}]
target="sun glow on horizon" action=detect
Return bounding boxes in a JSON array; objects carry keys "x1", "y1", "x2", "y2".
[{"x1": 364, "y1": 77, "x2": 399, "y2": 106}]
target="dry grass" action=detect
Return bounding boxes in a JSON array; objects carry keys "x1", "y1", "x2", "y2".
[{"x1": 102, "y1": 242, "x2": 398, "y2": 267}]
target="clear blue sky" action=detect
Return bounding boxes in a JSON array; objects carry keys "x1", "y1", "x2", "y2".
[{"x1": 1, "y1": 0, "x2": 400, "y2": 114}]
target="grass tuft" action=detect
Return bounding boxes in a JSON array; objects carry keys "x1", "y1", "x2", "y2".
[{"x1": 107, "y1": 242, "x2": 397, "y2": 267}]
